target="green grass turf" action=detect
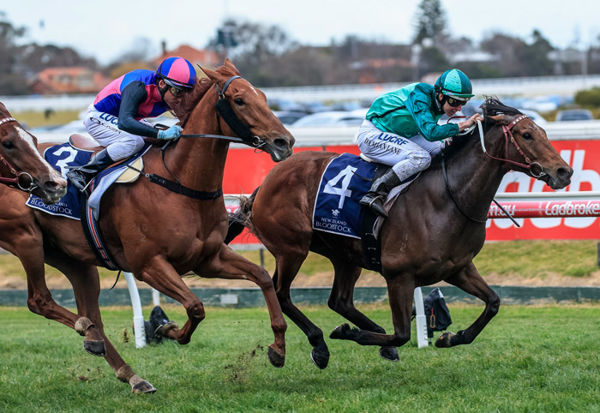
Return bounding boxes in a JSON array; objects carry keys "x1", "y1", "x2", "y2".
[{"x1": 0, "y1": 304, "x2": 598, "y2": 412}]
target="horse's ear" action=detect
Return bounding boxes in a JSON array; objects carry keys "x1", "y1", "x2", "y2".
[
  {"x1": 199, "y1": 65, "x2": 219, "y2": 81},
  {"x1": 488, "y1": 114, "x2": 509, "y2": 125},
  {"x1": 223, "y1": 58, "x2": 240, "y2": 74}
]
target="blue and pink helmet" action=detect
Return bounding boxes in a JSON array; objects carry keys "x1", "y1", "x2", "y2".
[{"x1": 156, "y1": 57, "x2": 197, "y2": 89}]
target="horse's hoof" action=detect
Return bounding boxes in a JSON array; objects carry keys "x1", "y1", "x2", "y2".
[
  {"x1": 329, "y1": 323, "x2": 351, "y2": 340},
  {"x1": 155, "y1": 321, "x2": 178, "y2": 339},
  {"x1": 310, "y1": 348, "x2": 330, "y2": 369},
  {"x1": 267, "y1": 346, "x2": 285, "y2": 368},
  {"x1": 83, "y1": 339, "x2": 106, "y2": 356},
  {"x1": 131, "y1": 379, "x2": 157, "y2": 394},
  {"x1": 435, "y1": 332, "x2": 454, "y2": 348},
  {"x1": 379, "y1": 346, "x2": 399, "y2": 361}
]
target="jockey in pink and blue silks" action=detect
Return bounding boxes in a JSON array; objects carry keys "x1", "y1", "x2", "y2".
[
  {"x1": 67, "y1": 56, "x2": 197, "y2": 190},
  {"x1": 356, "y1": 68, "x2": 483, "y2": 217}
]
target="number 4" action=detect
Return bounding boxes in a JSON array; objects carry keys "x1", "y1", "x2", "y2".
[{"x1": 324, "y1": 165, "x2": 357, "y2": 209}]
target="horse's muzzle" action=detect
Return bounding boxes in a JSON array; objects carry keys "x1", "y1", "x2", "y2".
[
  {"x1": 267, "y1": 136, "x2": 294, "y2": 162},
  {"x1": 545, "y1": 165, "x2": 573, "y2": 190}
]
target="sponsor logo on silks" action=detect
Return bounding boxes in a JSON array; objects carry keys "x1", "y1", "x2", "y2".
[
  {"x1": 99, "y1": 112, "x2": 119, "y2": 125},
  {"x1": 375, "y1": 133, "x2": 408, "y2": 145}
]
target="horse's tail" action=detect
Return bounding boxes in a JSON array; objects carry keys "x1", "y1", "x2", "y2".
[{"x1": 224, "y1": 187, "x2": 259, "y2": 244}]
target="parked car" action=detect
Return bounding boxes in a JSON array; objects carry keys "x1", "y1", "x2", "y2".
[
  {"x1": 291, "y1": 109, "x2": 367, "y2": 128},
  {"x1": 519, "y1": 109, "x2": 547, "y2": 125},
  {"x1": 555, "y1": 109, "x2": 593, "y2": 121},
  {"x1": 273, "y1": 111, "x2": 307, "y2": 125}
]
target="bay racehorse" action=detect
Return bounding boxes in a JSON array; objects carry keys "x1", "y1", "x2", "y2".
[
  {"x1": 0, "y1": 60, "x2": 294, "y2": 392},
  {"x1": 0, "y1": 102, "x2": 66, "y2": 203},
  {"x1": 227, "y1": 98, "x2": 572, "y2": 369}
]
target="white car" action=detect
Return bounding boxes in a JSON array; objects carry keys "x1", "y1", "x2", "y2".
[{"x1": 291, "y1": 109, "x2": 367, "y2": 128}]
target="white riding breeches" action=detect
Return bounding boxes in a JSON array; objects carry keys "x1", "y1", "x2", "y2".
[
  {"x1": 83, "y1": 105, "x2": 148, "y2": 161},
  {"x1": 355, "y1": 119, "x2": 445, "y2": 181}
]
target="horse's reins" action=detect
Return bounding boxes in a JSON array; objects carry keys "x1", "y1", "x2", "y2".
[
  {"x1": 0, "y1": 116, "x2": 37, "y2": 192},
  {"x1": 129, "y1": 75, "x2": 266, "y2": 200}
]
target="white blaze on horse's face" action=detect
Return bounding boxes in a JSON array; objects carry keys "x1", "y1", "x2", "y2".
[
  {"x1": 15, "y1": 127, "x2": 60, "y2": 178},
  {"x1": 249, "y1": 86, "x2": 259, "y2": 96}
]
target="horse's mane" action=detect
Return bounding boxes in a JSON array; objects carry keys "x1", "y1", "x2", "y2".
[
  {"x1": 170, "y1": 63, "x2": 240, "y2": 126},
  {"x1": 439, "y1": 96, "x2": 522, "y2": 160},
  {"x1": 480, "y1": 96, "x2": 522, "y2": 118}
]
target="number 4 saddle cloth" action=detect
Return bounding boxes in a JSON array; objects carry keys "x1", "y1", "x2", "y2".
[{"x1": 312, "y1": 153, "x2": 418, "y2": 240}]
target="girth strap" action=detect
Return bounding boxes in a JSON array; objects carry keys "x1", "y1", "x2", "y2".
[{"x1": 146, "y1": 173, "x2": 223, "y2": 200}]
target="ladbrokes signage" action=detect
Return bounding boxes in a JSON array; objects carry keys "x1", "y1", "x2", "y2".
[{"x1": 488, "y1": 140, "x2": 600, "y2": 240}]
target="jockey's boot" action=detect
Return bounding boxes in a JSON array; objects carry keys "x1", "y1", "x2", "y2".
[
  {"x1": 66, "y1": 148, "x2": 114, "y2": 191},
  {"x1": 359, "y1": 169, "x2": 401, "y2": 218}
]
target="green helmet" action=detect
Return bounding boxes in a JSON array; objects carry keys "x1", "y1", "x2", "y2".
[{"x1": 434, "y1": 69, "x2": 474, "y2": 99}]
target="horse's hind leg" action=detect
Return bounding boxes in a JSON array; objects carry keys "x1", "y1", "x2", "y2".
[
  {"x1": 273, "y1": 252, "x2": 330, "y2": 369},
  {"x1": 136, "y1": 256, "x2": 206, "y2": 346},
  {"x1": 199, "y1": 245, "x2": 287, "y2": 368},
  {"x1": 46, "y1": 254, "x2": 156, "y2": 393},
  {"x1": 329, "y1": 273, "x2": 415, "y2": 348},
  {"x1": 327, "y1": 259, "x2": 399, "y2": 361},
  {"x1": 436, "y1": 261, "x2": 500, "y2": 348}
]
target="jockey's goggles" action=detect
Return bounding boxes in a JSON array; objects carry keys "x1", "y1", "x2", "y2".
[
  {"x1": 163, "y1": 78, "x2": 192, "y2": 97},
  {"x1": 446, "y1": 96, "x2": 469, "y2": 107}
]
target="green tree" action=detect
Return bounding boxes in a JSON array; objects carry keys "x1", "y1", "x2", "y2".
[
  {"x1": 412, "y1": 0, "x2": 448, "y2": 46},
  {"x1": 0, "y1": 12, "x2": 28, "y2": 94}
]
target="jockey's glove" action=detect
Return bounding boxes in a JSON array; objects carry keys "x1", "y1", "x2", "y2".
[{"x1": 157, "y1": 125, "x2": 182, "y2": 140}]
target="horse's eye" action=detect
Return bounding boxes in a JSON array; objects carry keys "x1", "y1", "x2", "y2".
[
  {"x1": 2, "y1": 140, "x2": 14, "y2": 149},
  {"x1": 234, "y1": 98, "x2": 244, "y2": 106},
  {"x1": 522, "y1": 132, "x2": 533, "y2": 140}
]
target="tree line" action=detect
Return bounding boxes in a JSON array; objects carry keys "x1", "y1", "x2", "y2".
[{"x1": 2, "y1": 1, "x2": 600, "y2": 95}]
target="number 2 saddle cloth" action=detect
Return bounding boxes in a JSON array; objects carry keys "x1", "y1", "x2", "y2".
[{"x1": 26, "y1": 140, "x2": 151, "y2": 270}]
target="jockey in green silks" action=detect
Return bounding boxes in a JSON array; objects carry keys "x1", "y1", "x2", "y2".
[{"x1": 356, "y1": 68, "x2": 483, "y2": 217}]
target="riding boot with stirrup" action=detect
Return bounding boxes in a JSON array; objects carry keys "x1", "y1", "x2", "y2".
[
  {"x1": 66, "y1": 148, "x2": 114, "y2": 191},
  {"x1": 360, "y1": 169, "x2": 401, "y2": 218}
]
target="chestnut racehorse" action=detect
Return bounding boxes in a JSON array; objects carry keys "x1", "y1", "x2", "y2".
[
  {"x1": 227, "y1": 98, "x2": 572, "y2": 369},
  {"x1": 0, "y1": 102, "x2": 66, "y2": 203},
  {"x1": 0, "y1": 60, "x2": 294, "y2": 392}
]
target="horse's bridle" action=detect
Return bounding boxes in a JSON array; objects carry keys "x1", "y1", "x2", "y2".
[
  {"x1": 177, "y1": 75, "x2": 267, "y2": 151},
  {"x1": 0, "y1": 116, "x2": 38, "y2": 192},
  {"x1": 477, "y1": 115, "x2": 546, "y2": 178},
  {"x1": 214, "y1": 75, "x2": 266, "y2": 150},
  {"x1": 142, "y1": 74, "x2": 268, "y2": 201}
]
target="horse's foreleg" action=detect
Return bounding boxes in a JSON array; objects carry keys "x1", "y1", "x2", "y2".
[
  {"x1": 330, "y1": 274, "x2": 414, "y2": 348},
  {"x1": 200, "y1": 245, "x2": 287, "y2": 368},
  {"x1": 137, "y1": 256, "x2": 205, "y2": 345},
  {"x1": 436, "y1": 261, "x2": 500, "y2": 348},
  {"x1": 328, "y1": 260, "x2": 398, "y2": 362},
  {"x1": 48, "y1": 255, "x2": 156, "y2": 393},
  {"x1": 273, "y1": 253, "x2": 329, "y2": 369}
]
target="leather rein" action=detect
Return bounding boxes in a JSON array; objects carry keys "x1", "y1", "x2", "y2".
[
  {"x1": 442, "y1": 115, "x2": 537, "y2": 225},
  {"x1": 133, "y1": 75, "x2": 264, "y2": 200},
  {"x1": 0, "y1": 116, "x2": 38, "y2": 192}
]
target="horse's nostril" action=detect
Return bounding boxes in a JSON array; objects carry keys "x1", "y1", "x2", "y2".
[
  {"x1": 44, "y1": 179, "x2": 67, "y2": 191},
  {"x1": 557, "y1": 167, "x2": 573, "y2": 180},
  {"x1": 274, "y1": 138, "x2": 288, "y2": 149}
]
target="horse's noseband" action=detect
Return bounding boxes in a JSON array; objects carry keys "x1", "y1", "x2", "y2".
[{"x1": 214, "y1": 75, "x2": 265, "y2": 149}]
